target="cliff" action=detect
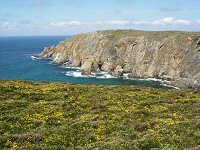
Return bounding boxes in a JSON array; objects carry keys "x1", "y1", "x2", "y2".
[{"x1": 36, "y1": 30, "x2": 200, "y2": 89}]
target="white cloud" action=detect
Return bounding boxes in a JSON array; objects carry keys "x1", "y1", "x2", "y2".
[
  {"x1": 48, "y1": 21, "x2": 84, "y2": 27},
  {"x1": 49, "y1": 21, "x2": 66, "y2": 27},
  {"x1": 196, "y1": 20, "x2": 200, "y2": 24},
  {"x1": 67, "y1": 21, "x2": 83, "y2": 26},
  {"x1": 175, "y1": 19, "x2": 192, "y2": 25},
  {"x1": 0, "y1": 21, "x2": 34, "y2": 31},
  {"x1": 48, "y1": 20, "x2": 131, "y2": 27},
  {"x1": 48, "y1": 17, "x2": 193, "y2": 29},
  {"x1": 95, "y1": 20, "x2": 130, "y2": 26},
  {"x1": 2, "y1": 17, "x2": 195, "y2": 33},
  {"x1": 2, "y1": 22, "x2": 10, "y2": 30},
  {"x1": 132, "y1": 21, "x2": 149, "y2": 25},
  {"x1": 151, "y1": 17, "x2": 192, "y2": 26},
  {"x1": 150, "y1": 17, "x2": 193, "y2": 26},
  {"x1": 152, "y1": 17, "x2": 174, "y2": 25}
]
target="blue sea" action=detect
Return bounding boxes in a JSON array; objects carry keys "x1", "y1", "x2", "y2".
[{"x1": 0, "y1": 36, "x2": 173, "y2": 88}]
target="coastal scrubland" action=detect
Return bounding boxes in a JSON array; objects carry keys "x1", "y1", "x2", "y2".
[{"x1": 0, "y1": 80, "x2": 200, "y2": 149}]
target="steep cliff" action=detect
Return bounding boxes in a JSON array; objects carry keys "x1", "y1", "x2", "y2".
[{"x1": 36, "y1": 30, "x2": 200, "y2": 89}]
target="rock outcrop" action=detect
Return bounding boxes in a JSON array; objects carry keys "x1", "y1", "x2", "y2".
[{"x1": 35, "y1": 29, "x2": 200, "y2": 89}]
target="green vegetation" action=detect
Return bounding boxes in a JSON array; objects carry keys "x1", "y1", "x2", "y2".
[{"x1": 0, "y1": 80, "x2": 200, "y2": 149}]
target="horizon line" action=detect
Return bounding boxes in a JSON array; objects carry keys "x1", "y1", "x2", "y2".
[{"x1": 1, "y1": 28, "x2": 200, "y2": 37}]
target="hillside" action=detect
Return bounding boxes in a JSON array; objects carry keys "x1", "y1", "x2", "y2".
[
  {"x1": 36, "y1": 30, "x2": 200, "y2": 89},
  {"x1": 0, "y1": 80, "x2": 200, "y2": 149}
]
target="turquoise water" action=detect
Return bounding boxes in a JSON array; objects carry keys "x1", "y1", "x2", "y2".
[{"x1": 0, "y1": 36, "x2": 171, "y2": 88}]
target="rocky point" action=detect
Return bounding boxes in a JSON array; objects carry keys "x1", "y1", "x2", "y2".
[{"x1": 35, "y1": 29, "x2": 200, "y2": 89}]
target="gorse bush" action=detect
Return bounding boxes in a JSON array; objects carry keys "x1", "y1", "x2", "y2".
[{"x1": 0, "y1": 80, "x2": 200, "y2": 149}]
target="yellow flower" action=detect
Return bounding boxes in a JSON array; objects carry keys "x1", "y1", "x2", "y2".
[
  {"x1": 6, "y1": 140, "x2": 11, "y2": 147},
  {"x1": 54, "y1": 112, "x2": 63, "y2": 117},
  {"x1": 13, "y1": 142, "x2": 18, "y2": 149},
  {"x1": 97, "y1": 125, "x2": 106, "y2": 136},
  {"x1": 39, "y1": 100, "x2": 48, "y2": 105}
]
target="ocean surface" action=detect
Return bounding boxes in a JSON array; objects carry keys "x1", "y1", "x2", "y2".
[{"x1": 0, "y1": 36, "x2": 173, "y2": 88}]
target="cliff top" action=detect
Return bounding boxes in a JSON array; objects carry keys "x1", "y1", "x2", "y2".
[{"x1": 0, "y1": 80, "x2": 200, "y2": 149}]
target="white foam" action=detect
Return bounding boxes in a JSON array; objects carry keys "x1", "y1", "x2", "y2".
[
  {"x1": 93, "y1": 72, "x2": 117, "y2": 79},
  {"x1": 138, "y1": 78, "x2": 162, "y2": 82},
  {"x1": 161, "y1": 84, "x2": 180, "y2": 89},
  {"x1": 122, "y1": 73, "x2": 129, "y2": 79},
  {"x1": 31, "y1": 56, "x2": 40, "y2": 60},
  {"x1": 63, "y1": 66, "x2": 81, "y2": 69},
  {"x1": 65, "y1": 71, "x2": 82, "y2": 78},
  {"x1": 64, "y1": 71, "x2": 116, "y2": 79},
  {"x1": 121, "y1": 75, "x2": 165, "y2": 82},
  {"x1": 65, "y1": 71, "x2": 95, "y2": 78},
  {"x1": 140, "y1": 78, "x2": 179, "y2": 89},
  {"x1": 121, "y1": 75, "x2": 179, "y2": 89},
  {"x1": 64, "y1": 70, "x2": 179, "y2": 89},
  {"x1": 59, "y1": 64, "x2": 81, "y2": 70},
  {"x1": 138, "y1": 78, "x2": 170, "y2": 83}
]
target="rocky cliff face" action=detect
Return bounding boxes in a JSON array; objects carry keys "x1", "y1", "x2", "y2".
[{"x1": 36, "y1": 30, "x2": 200, "y2": 89}]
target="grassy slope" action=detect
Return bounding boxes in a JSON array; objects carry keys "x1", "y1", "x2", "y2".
[{"x1": 0, "y1": 80, "x2": 200, "y2": 150}]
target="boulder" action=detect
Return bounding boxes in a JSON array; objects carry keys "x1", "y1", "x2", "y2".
[
  {"x1": 81, "y1": 60, "x2": 93, "y2": 75},
  {"x1": 101, "y1": 62, "x2": 113, "y2": 72},
  {"x1": 70, "y1": 59, "x2": 81, "y2": 67},
  {"x1": 113, "y1": 65, "x2": 124, "y2": 77}
]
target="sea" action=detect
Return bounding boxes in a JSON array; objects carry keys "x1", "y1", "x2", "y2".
[{"x1": 0, "y1": 36, "x2": 175, "y2": 89}]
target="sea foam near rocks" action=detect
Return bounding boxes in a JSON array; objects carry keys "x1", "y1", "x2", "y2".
[
  {"x1": 31, "y1": 56, "x2": 41, "y2": 60},
  {"x1": 64, "y1": 68, "x2": 116, "y2": 79},
  {"x1": 65, "y1": 71, "x2": 94, "y2": 78},
  {"x1": 93, "y1": 72, "x2": 117, "y2": 79}
]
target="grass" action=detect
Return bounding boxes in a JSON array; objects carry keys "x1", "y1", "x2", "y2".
[{"x1": 0, "y1": 80, "x2": 200, "y2": 149}]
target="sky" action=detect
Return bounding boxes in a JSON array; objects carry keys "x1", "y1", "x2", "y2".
[{"x1": 0, "y1": 0, "x2": 200, "y2": 36}]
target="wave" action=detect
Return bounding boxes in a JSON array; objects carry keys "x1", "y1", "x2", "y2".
[
  {"x1": 61, "y1": 65, "x2": 179, "y2": 89},
  {"x1": 64, "y1": 70, "x2": 117, "y2": 79},
  {"x1": 59, "y1": 64, "x2": 81, "y2": 70},
  {"x1": 139, "y1": 78, "x2": 179, "y2": 89},
  {"x1": 65, "y1": 71, "x2": 95, "y2": 78},
  {"x1": 122, "y1": 73, "x2": 129, "y2": 79},
  {"x1": 62, "y1": 66, "x2": 81, "y2": 70},
  {"x1": 161, "y1": 83, "x2": 180, "y2": 89},
  {"x1": 121, "y1": 74, "x2": 168, "y2": 82},
  {"x1": 92, "y1": 72, "x2": 117, "y2": 79},
  {"x1": 31, "y1": 56, "x2": 41, "y2": 60},
  {"x1": 138, "y1": 78, "x2": 170, "y2": 83},
  {"x1": 121, "y1": 76, "x2": 179, "y2": 89}
]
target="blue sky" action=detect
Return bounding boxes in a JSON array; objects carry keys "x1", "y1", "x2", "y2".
[{"x1": 0, "y1": 0, "x2": 200, "y2": 36}]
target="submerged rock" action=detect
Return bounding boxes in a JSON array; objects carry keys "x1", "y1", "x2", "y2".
[{"x1": 36, "y1": 29, "x2": 200, "y2": 89}]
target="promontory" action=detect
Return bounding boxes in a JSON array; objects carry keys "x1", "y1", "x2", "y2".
[{"x1": 36, "y1": 30, "x2": 200, "y2": 89}]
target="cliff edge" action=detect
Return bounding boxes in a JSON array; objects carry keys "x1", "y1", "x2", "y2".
[{"x1": 36, "y1": 30, "x2": 200, "y2": 89}]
